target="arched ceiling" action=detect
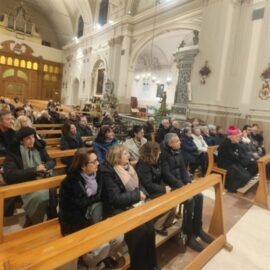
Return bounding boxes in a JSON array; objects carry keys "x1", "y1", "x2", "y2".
[
  {"x1": 135, "y1": 29, "x2": 193, "y2": 71},
  {"x1": 0, "y1": 0, "x2": 194, "y2": 48},
  {"x1": 22, "y1": 0, "x2": 93, "y2": 47}
]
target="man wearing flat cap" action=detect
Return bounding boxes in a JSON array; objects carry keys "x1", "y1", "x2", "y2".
[{"x1": 3, "y1": 127, "x2": 56, "y2": 226}]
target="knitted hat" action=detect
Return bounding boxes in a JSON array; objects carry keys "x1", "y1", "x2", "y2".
[
  {"x1": 17, "y1": 127, "x2": 36, "y2": 141},
  {"x1": 226, "y1": 125, "x2": 241, "y2": 136}
]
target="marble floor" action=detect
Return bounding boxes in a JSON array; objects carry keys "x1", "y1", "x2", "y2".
[{"x1": 157, "y1": 185, "x2": 270, "y2": 270}]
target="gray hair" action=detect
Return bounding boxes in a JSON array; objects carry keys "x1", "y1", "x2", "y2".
[
  {"x1": 164, "y1": 133, "x2": 178, "y2": 144},
  {"x1": 161, "y1": 119, "x2": 169, "y2": 125}
]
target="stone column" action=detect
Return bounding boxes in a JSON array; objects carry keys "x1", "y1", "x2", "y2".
[{"x1": 171, "y1": 46, "x2": 199, "y2": 119}]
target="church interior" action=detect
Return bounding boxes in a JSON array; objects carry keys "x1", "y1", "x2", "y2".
[{"x1": 0, "y1": 0, "x2": 270, "y2": 269}]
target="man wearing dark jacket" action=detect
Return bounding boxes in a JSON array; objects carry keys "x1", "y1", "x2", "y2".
[
  {"x1": 3, "y1": 127, "x2": 56, "y2": 226},
  {"x1": 156, "y1": 119, "x2": 171, "y2": 143},
  {"x1": 76, "y1": 116, "x2": 93, "y2": 137},
  {"x1": 160, "y1": 133, "x2": 213, "y2": 252},
  {"x1": 0, "y1": 110, "x2": 16, "y2": 156}
]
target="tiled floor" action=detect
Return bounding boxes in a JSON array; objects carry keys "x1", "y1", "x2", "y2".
[{"x1": 157, "y1": 185, "x2": 269, "y2": 270}]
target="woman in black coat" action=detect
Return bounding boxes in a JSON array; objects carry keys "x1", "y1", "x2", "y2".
[
  {"x1": 100, "y1": 144, "x2": 159, "y2": 270},
  {"x1": 135, "y1": 142, "x2": 176, "y2": 236},
  {"x1": 59, "y1": 148, "x2": 124, "y2": 269},
  {"x1": 60, "y1": 123, "x2": 85, "y2": 166}
]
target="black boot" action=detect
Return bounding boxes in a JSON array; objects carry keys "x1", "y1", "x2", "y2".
[
  {"x1": 187, "y1": 235, "x2": 204, "y2": 252},
  {"x1": 197, "y1": 230, "x2": 214, "y2": 244}
]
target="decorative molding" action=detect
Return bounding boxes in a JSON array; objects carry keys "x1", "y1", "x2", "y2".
[
  {"x1": 199, "y1": 61, "x2": 211, "y2": 84},
  {"x1": 0, "y1": 40, "x2": 34, "y2": 57}
]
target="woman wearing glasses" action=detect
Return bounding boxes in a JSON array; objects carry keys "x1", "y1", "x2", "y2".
[{"x1": 59, "y1": 148, "x2": 124, "y2": 270}]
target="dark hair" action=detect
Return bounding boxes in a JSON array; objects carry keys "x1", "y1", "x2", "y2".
[
  {"x1": 70, "y1": 148, "x2": 96, "y2": 171},
  {"x1": 0, "y1": 110, "x2": 12, "y2": 122},
  {"x1": 130, "y1": 125, "x2": 143, "y2": 138},
  {"x1": 15, "y1": 107, "x2": 25, "y2": 114},
  {"x1": 62, "y1": 122, "x2": 76, "y2": 137},
  {"x1": 183, "y1": 127, "x2": 191, "y2": 135},
  {"x1": 139, "y1": 142, "x2": 160, "y2": 165},
  {"x1": 242, "y1": 125, "x2": 251, "y2": 131},
  {"x1": 95, "y1": 125, "x2": 113, "y2": 143}
]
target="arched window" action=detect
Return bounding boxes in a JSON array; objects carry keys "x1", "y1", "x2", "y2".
[
  {"x1": 20, "y1": 60, "x2": 26, "y2": 68},
  {"x1": 7, "y1": 57, "x2": 13, "y2": 66},
  {"x1": 14, "y1": 58, "x2": 19, "y2": 67},
  {"x1": 0, "y1": 56, "x2": 6, "y2": 65},
  {"x1": 33, "y1": 62, "x2": 38, "y2": 70},
  {"x1": 98, "y1": 0, "x2": 109, "y2": 26},
  {"x1": 26, "y1": 61, "x2": 32, "y2": 69},
  {"x1": 77, "y1": 16, "x2": 84, "y2": 38}
]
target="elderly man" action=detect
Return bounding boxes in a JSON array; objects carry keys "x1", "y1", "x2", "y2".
[
  {"x1": 36, "y1": 110, "x2": 52, "y2": 124},
  {"x1": 0, "y1": 110, "x2": 16, "y2": 156},
  {"x1": 76, "y1": 116, "x2": 93, "y2": 137},
  {"x1": 156, "y1": 119, "x2": 171, "y2": 143},
  {"x1": 169, "y1": 120, "x2": 182, "y2": 139},
  {"x1": 217, "y1": 125, "x2": 251, "y2": 192},
  {"x1": 160, "y1": 133, "x2": 213, "y2": 252},
  {"x1": 3, "y1": 127, "x2": 56, "y2": 226}
]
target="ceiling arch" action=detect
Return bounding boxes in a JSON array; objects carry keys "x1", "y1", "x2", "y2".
[{"x1": 4, "y1": 0, "x2": 94, "y2": 48}]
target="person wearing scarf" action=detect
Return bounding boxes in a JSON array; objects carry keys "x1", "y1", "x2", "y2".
[
  {"x1": 100, "y1": 145, "x2": 160, "y2": 270},
  {"x1": 3, "y1": 127, "x2": 55, "y2": 226},
  {"x1": 123, "y1": 125, "x2": 147, "y2": 164},
  {"x1": 59, "y1": 148, "x2": 124, "y2": 270},
  {"x1": 93, "y1": 125, "x2": 117, "y2": 163}
]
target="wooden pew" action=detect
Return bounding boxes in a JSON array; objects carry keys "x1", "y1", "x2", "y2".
[
  {"x1": 254, "y1": 153, "x2": 270, "y2": 209},
  {"x1": 33, "y1": 124, "x2": 63, "y2": 129},
  {"x1": 206, "y1": 146, "x2": 264, "y2": 202},
  {"x1": 44, "y1": 136, "x2": 94, "y2": 149},
  {"x1": 206, "y1": 146, "x2": 227, "y2": 188},
  {"x1": 0, "y1": 174, "x2": 232, "y2": 270}
]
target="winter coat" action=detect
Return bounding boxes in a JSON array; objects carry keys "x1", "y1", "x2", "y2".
[
  {"x1": 93, "y1": 138, "x2": 117, "y2": 163},
  {"x1": 59, "y1": 169, "x2": 102, "y2": 235},
  {"x1": 76, "y1": 124, "x2": 93, "y2": 137},
  {"x1": 160, "y1": 143, "x2": 191, "y2": 189},
  {"x1": 135, "y1": 159, "x2": 166, "y2": 199},
  {"x1": 3, "y1": 142, "x2": 56, "y2": 184},
  {"x1": 180, "y1": 135, "x2": 199, "y2": 164},
  {"x1": 60, "y1": 134, "x2": 84, "y2": 166},
  {"x1": 100, "y1": 162, "x2": 148, "y2": 217}
]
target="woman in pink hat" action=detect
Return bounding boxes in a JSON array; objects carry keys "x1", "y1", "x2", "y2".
[{"x1": 216, "y1": 125, "x2": 252, "y2": 192}]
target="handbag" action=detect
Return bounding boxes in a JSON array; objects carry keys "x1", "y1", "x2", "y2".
[
  {"x1": 78, "y1": 180, "x2": 103, "y2": 224},
  {"x1": 85, "y1": 201, "x2": 103, "y2": 224}
]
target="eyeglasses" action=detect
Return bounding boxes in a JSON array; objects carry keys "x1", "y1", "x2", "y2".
[{"x1": 88, "y1": 159, "x2": 99, "y2": 165}]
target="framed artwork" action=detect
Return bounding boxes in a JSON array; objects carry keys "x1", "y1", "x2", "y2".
[{"x1": 156, "y1": 83, "x2": 164, "y2": 98}]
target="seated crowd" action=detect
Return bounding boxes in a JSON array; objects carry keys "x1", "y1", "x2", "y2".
[{"x1": 0, "y1": 97, "x2": 268, "y2": 270}]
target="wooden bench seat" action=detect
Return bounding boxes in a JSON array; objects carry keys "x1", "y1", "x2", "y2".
[
  {"x1": 45, "y1": 136, "x2": 94, "y2": 148},
  {"x1": 206, "y1": 146, "x2": 227, "y2": 188},
  {"x1": 0, "y1": 174, "x2": 232, "y2": 270},
  {"x1": 33, "y1": 124, "x2": 63, "y2": 129},
  {"x1": 237, "y1": 178, "x2": 259, "y2": 196},
  {"x1": 255, "y1": 154, "x2": 270, "y2": 209}
]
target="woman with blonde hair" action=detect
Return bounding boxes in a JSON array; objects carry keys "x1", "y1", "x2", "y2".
[
  {"x1": 100, "y1": 144, "x2": 159, "y2": 270},
  {"x1": 14, "y1": 115, "x2": 32, "y2": 131},
  {"x1": 14, "y1": 116, "x2": 46, "y2": 149}
]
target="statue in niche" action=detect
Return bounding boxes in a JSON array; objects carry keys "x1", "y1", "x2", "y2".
[
  {"x1": 193, "y1": 30, "x2": 199, "y2": 45},
  {"x1": 259, "y1": 80, "x2": 270, "y2": 100},
  {"x1": 102, "y1": 79, "x2": 118, "y2": 110},
  {"x1": 159, "y1": 91, "x2": 167, "y2": 116}
]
